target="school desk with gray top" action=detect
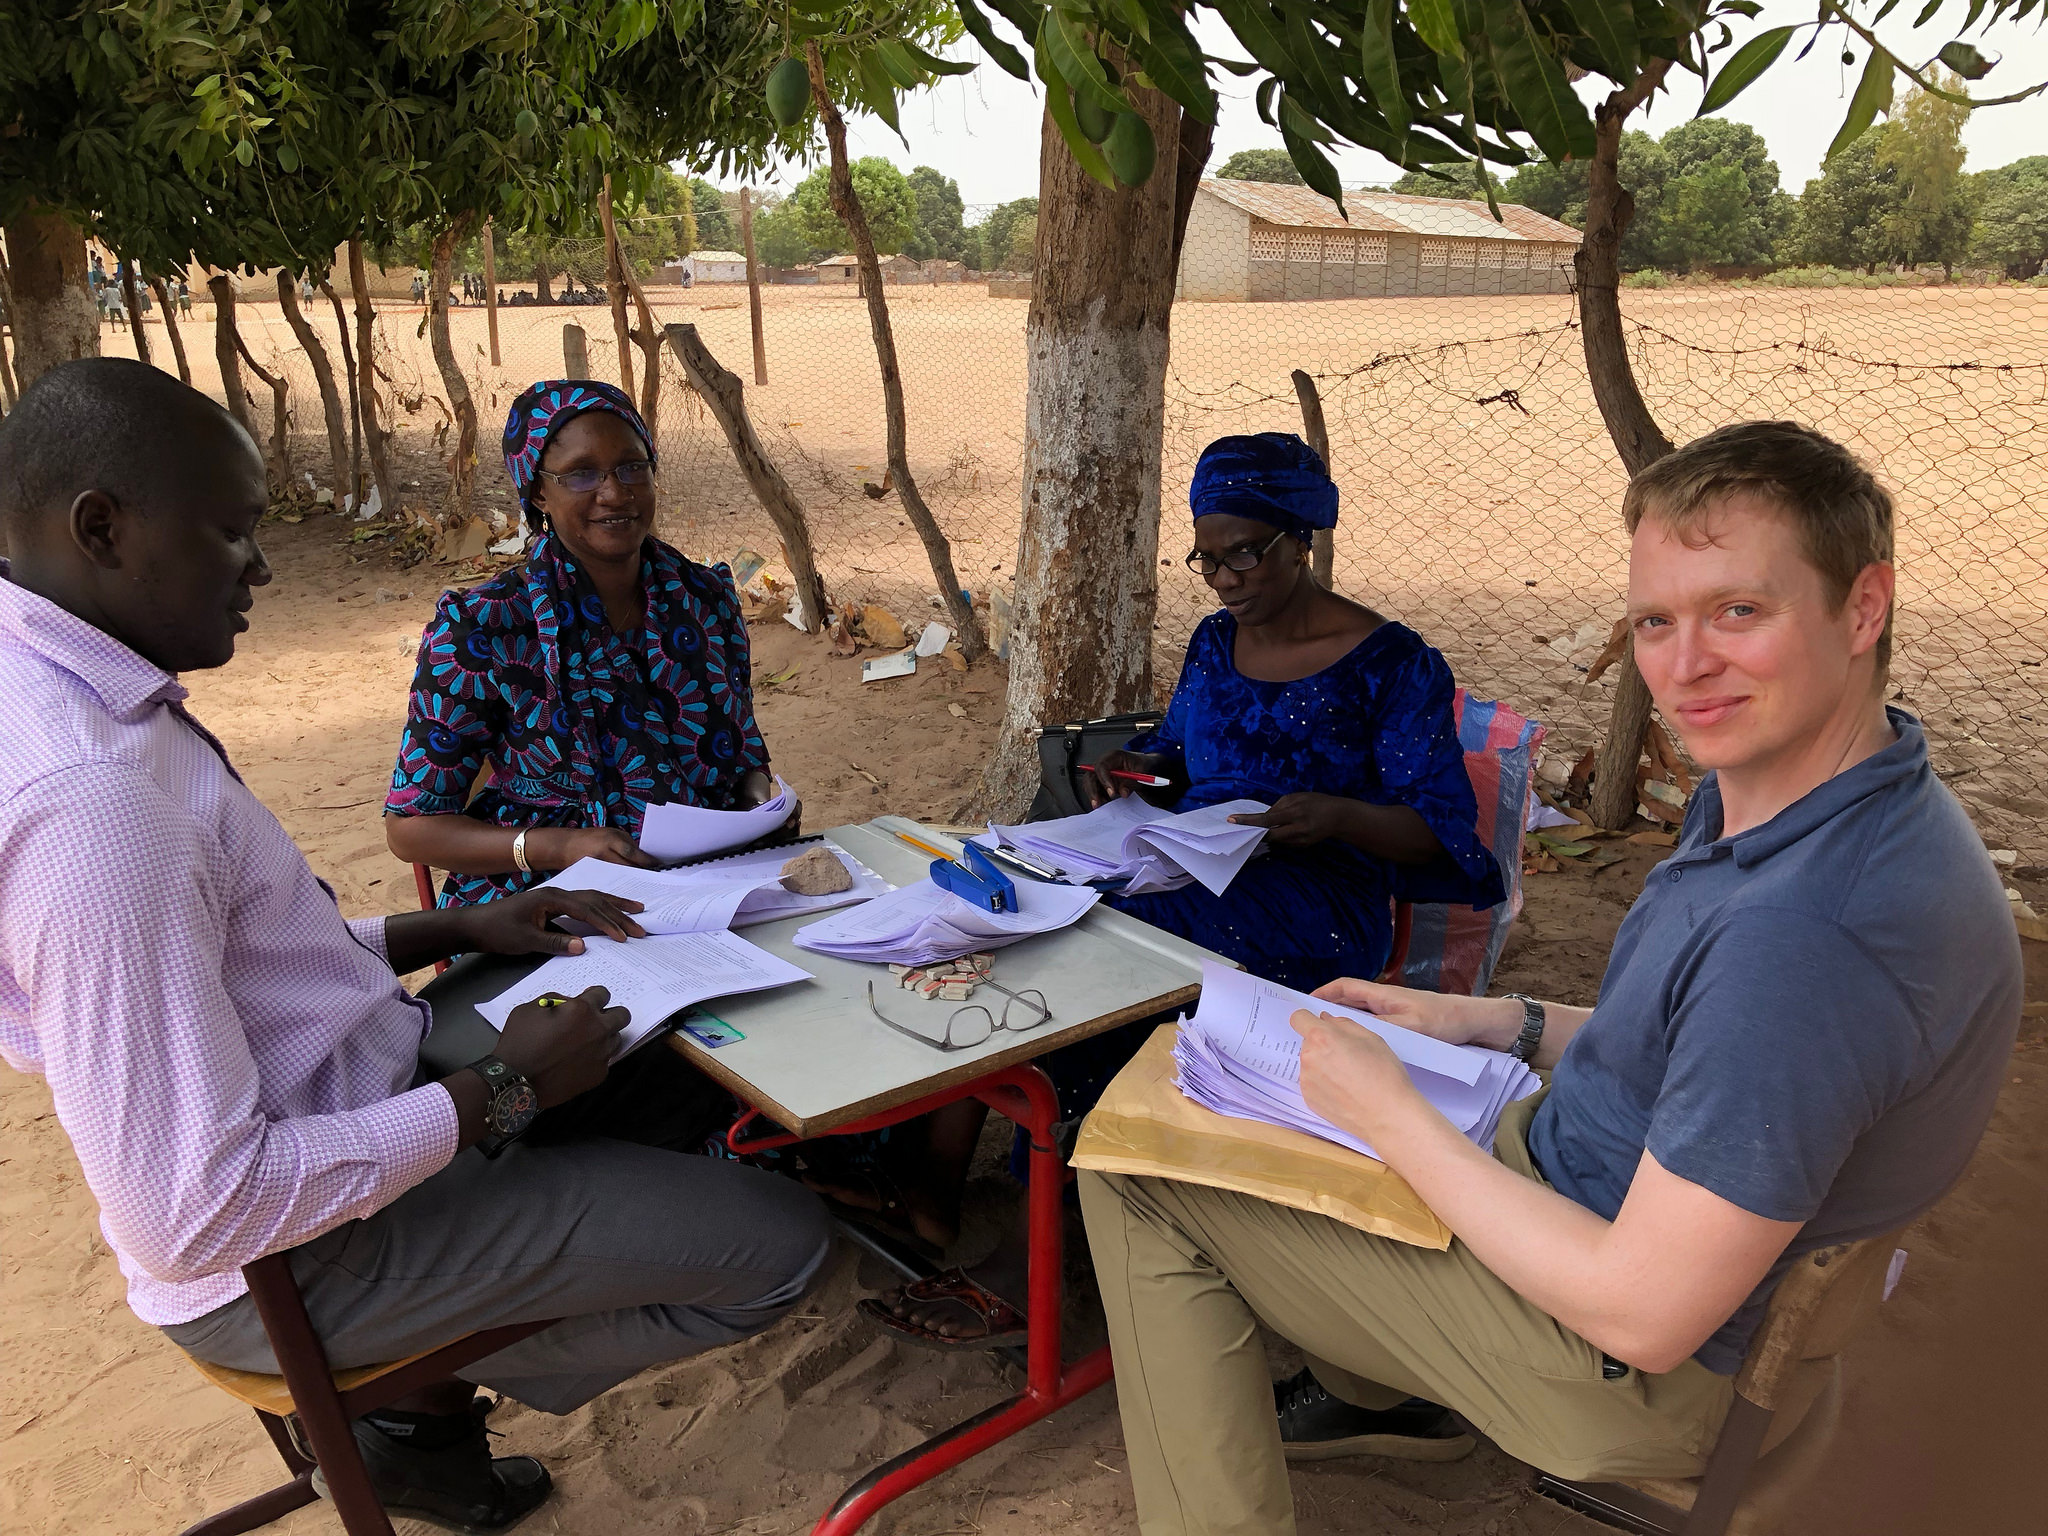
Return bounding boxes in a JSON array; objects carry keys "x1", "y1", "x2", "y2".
[{"x1": 416, "y1": 817, "x2": 1225, "y2": 1536}]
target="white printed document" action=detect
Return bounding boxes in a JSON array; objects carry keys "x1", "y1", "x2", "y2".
[
  {"x1": 984, "y1": 796, "x2": 1270, "y2": 897},
  {"x1": 638, "y1": 778, "x2": 797, "y2": 862},
  {"x1": 1173, "y1": 963, "x2": 1540, "y2": 1160},
  {"x1": 536, "y1": 840, "x2": 887, "y2": 934},
  {"x1": 477, "y1": 929, "x2": 813, "y2": 1058},
  {"x1": 792, "y1": 876, "x2": 1099, "y2": 968}
]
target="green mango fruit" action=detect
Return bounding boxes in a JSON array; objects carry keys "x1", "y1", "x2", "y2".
[
  {"x1": 1072, "y1": 91, "x2": 1114, "y2": 143},
  {"x1": 766, "y1": 57, "x2": 811, "y2": 127},
  {"x1": 1103, "y1": 111, "x2": 1155, "y2": 187}
]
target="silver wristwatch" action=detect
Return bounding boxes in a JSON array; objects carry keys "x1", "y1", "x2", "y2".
[{"x1": 1502, "y1": 993, "x2": 1547, "y2": 1063}]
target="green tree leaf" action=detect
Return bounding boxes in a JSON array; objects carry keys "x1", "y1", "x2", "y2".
[
  {"x1": 1559, "y1": 0, "x2": 1637, "y2": 79},
  {"x1": 1484, "y1": 0, "x2": 1596, "y2": 162},
  {"x1": 1407, "y1": 0, "x2": 1464, "y2": 60},
  {"x1": 956, "y1": 0, "x2": 1030, "y2": 79},
  {"x1": 1827, "y1": 44, "x2": 1896, "y2": 161},
  {"x1": 1697, "y1": 25, "x2": 1795, "y2": 115},
  {"x1": 1358, "y1": 0, "x2": 1410, "y2": 136},
  {"x1": 1131, "y1": 0, "x2": 1217, "y2": 122},
  {"x1": 1035, "y1": 19, "x2": 1116, "y2": 186},
  {"x1": 1046, "y1": 5, "x2": 1126, "y2": 115}
]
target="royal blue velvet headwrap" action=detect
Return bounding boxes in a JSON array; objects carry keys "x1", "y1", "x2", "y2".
[
  {"x1": 502, "y1": 378, "x2": 656, "y2": 513},
  {"x1": 1189, "y1": 432, "x2": 1339, "y2": 544}
]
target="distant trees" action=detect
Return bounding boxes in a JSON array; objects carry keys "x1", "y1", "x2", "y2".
[
  {"x1": 788, "y1": 157, "x2": 916, "y2": 255},
  {"x1": 1970, "y1": 156, "x2": 2048, "y2": 277},
  {"x1": 1873, "y1": 76, "x2": 1975, "y2": 275},
  {"x1": 964, "y1": 197, "x2": 1038, "y2": 271},
  {"x1": 1217, "y1": 149, "x2": 1304, "y2": 184},
  {"x1": 903, "y1": 166, "x2": 967, "y2": 261}
]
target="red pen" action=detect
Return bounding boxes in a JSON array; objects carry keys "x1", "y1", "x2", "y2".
[{"x1": 1108, "y1": 768, "x2": 1173, "y2": 788}]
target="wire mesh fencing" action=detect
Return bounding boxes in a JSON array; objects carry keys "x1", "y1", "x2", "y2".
[{"x1": 152, "y1": 194, "x2": 2048, "y2": 864}]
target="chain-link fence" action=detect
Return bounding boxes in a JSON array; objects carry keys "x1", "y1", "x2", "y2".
[{"x1": 146, "y1": 189, "x2": 2048, "y2": 862}]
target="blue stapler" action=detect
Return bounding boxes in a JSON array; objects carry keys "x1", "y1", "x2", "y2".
[{"x1": 930, "y1": 842, "x2": 1018, "y2": 913}]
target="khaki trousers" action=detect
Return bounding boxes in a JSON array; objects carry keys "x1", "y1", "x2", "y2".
[{"x1": 1078, "y1": 1096, "x2": 1734, "y2": 1536}]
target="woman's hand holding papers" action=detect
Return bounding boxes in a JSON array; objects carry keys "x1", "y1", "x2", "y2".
[{"x1": 532, "y1": 826, "x2": 664, "y2": 872}]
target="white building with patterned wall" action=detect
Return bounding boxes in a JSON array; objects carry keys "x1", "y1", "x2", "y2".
[{"x1": 1177, "y1": 180, "x2": 1582, "y2": 302}]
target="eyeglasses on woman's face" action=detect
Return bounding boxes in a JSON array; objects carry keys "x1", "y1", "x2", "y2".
[
  {"x1": 534, "y1": 460, "x2": 656, "y2": 496},
  {"x1": 1185, "y1": 526, "x2": 1290, "y2": 576}
]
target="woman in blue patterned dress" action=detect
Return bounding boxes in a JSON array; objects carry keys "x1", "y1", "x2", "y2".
[
  {"x1": 384, "y1": 380, "x2": 791, "y2": 903},
  {"x1": 861, "y1": 432, "x2": 1505, "y2": 1348}
]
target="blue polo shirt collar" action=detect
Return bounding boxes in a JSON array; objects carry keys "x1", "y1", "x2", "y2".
[{"x1": 1675, "y1": 708, "x2": 1926, "y2": 870}]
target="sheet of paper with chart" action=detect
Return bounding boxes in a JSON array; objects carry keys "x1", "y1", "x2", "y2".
[
  {"x1": 535, "y1": 841, "x2": 887, "y2": 935},
  {"x1": 476, "y1": 930, "x2": 813, "y2": 1058},
  {"x1": 1173, "y1": 962, "x2": 1540, "y2": 1160}
]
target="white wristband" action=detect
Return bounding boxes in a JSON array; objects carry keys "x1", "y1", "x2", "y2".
[{"x1": 512, "y1": 828, "x2": 531, "y2": 873}]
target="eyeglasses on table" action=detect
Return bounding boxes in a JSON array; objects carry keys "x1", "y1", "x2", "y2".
[{"x1": 865, "y1": 979, "x2": 1053, "y2": 1051}]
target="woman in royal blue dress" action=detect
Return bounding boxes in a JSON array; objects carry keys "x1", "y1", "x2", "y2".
[
  {"x1": 861, "y1": 431, "x2": 1504, "y2": 1348},
  {"x1": 384, "y1": 380, "x2": 792, "y2": 903}
]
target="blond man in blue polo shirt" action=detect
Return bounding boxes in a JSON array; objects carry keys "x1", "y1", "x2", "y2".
[{"x1": 1080, "y1": 420, "x2": 2022, "y2": 1534}]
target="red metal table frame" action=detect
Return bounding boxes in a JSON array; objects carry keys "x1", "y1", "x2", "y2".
[{"x1": 724, "y1": 1058, "x2": 1113, "y2": 1536}]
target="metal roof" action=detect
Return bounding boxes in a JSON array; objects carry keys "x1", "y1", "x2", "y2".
[
  {"x1": 687, "y1": 250, "x2": 747, "y2": 263},
  {"x1": 1199, "y1": 180, "x2": 1581, "y2": 243}
]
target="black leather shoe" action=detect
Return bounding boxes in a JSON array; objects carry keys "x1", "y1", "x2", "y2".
[
  {"x1": 334, "y1": 1399, "x2": 553, "y2": 1532},
  {"x1": 1273, "y1": 1367, "x2": 1475, "y2": 1463}
]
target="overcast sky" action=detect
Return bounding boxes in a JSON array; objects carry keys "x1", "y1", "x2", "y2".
[{"x1": 748, "y1": 4, "x2": 2048, "y2": 214}]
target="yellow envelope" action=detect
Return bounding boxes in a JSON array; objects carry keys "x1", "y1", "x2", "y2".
[{"x1": 1071, "y1": 1022, "x2": 1452, "y2": 1250}]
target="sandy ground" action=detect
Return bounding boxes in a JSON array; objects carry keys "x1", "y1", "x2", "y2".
[
  {"x1": 1, "y1": 511, "x2": 2043, "y2": 1536},
  {"x1": 100, "y1": 280, "x2": 2048, "y2": 861}
]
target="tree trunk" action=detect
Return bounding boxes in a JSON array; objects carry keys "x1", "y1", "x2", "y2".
[
  {"x1": 348, "y1": 239, "x2": 399, "y2": 515},
  {"x1": 1290, "y1": 369, "x2": 1335, "y2": 586},
  {"x1": 4, "y1": 205, "x2": 98, "y2": 388},
  {"x1": 806, "y1": 42, "x2": 984, "y2": 661},
  {"x1": 319, "y1": 279, "x2": 362, "y2": 506},
  {"x1": 482, "y1": 218, "x2": 501, "y2": 368},
  {"x1": 278, "y1": 272, "x2": 348, "y2": 499},
  {"x1": 664, "y1": 322, "x2": 827, "y2": 632},
  {"x1": 428, "y1": 214, "x2": 480, "y2": 527},
  {"x1": 234, "y1": 329, "x2": 291, "y2": 485},
  {"x1": 1575, "y1": 63, "x2": 1676, "y2": 832},
  {"x1": 150, "y1": 277, "x2": 191, "y2": 384},
  {"x1": 119, "y1": 262, "x2": 151, "y2": 367},
  {"x1": 600, "y1": 176, "x2": 636, "y2": 402},
  {"x1": 971, "y1": 84, "x2": 1193, "y2": 818},
  {"x1": 739, "y1": 187, "x2": 768, "y2": 386},
  {"x1": 206, "y1": 273, "x2": 260, "y2": 441},
  {"x1": 535, "y1": 263, "x2": 554, "y2": 304},
  {"x1": 618, "y1": 250, "x2": 662, "y2": 425},
  {"x1": 0, "y1": 243, "x2": 21, "y2": 410}
]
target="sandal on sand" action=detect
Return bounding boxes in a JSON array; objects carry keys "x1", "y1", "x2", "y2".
[{"x1": 858, "y1": 1267, "x2": 1028, "y2": 1351}]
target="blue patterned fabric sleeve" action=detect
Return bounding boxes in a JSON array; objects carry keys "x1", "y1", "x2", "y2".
[
  {"x1": 1123, "y1": 632, "x2": 1197, "y2": 764},
  {"x1": 385, "y1": 593, "x2": 504, "y2": 818},
  {"x1": 1374, "y1": 646, "x2": 1506, "y2": 907}
]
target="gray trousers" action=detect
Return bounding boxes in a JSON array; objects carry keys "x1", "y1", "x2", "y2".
[{"x1": 163, "y1": 1051, "x2": 832, "y2": 1415}]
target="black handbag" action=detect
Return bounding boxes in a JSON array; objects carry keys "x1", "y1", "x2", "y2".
[{"x1": 1028, "y1": 710, "x2": 1162, "y2": 822}]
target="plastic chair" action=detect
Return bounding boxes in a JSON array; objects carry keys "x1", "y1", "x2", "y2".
[
  {"x1": 173, "y1": 1252, "x2": 556, "y2": 1536},
  {"x1": 1382, "y1": 689, "x2": 1546, "y2": 997},
  {"x1": 1538, "y1": 1231, "x2": 1906, "y2": 1536}
]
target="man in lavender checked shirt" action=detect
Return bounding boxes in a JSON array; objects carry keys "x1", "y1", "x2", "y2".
[{"x1": 0, "y1": 360, "x2": 831, "y2": 1531}]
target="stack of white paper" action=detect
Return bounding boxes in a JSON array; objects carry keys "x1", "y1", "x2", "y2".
[
  {"x1": 477, "y1": 929, "x2": 814, "y2": 1058},
  {"x1": 792, "y1": 877, "x2": 1099, "y2": 967},
  {"x1": 638, "y1": 778, "x2": 797, "y2": 861},
  {"x1": 1173, "y1": 963, "x2": 1541, "y2": 1160},
  {"x1": 984, "y1": 796, "x2": 1271, "y2": 897},
  {"x1": 535, "y1": 841, "x2": 887, "y2": 935}
]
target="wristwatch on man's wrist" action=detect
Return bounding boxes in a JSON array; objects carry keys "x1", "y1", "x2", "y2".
[
  {"x1": 464, "y1": 1054, "x2": 540, "y2": 1158},
  {"x1": 1502, "y1": 993, "x2": 1547, "y2": 1064}
]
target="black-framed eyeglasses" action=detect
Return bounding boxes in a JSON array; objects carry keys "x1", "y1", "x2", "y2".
[
  {"x1": 1185, "y1": 526, "x2": 1290, "y2": 576},
  {"x1": 865, "y1": 980, "x2": 1053, "y2": 1052},
  {"x1": 534, "y1": 460, "x2": 655, "y2": 495}
]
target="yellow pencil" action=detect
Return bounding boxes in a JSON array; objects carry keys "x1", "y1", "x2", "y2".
[{"x1": 891, "y1": 828, "x2": 956, "y2": 863}]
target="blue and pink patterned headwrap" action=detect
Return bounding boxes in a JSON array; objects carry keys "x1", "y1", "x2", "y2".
[
  {"x1": 502, "y1": 379, "x2": 657, "y2": 527},
  {"x1": 1189, "y1": 432, "x2": 1339, "y2": 545}
]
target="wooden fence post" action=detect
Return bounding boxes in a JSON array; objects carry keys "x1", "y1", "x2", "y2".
[
  {"x1": 1290, "y1": 367, "x2": 1334, "y2": 587},
  {"x1": 740, "y1": 187, "x2": 768, "y2": 386},
  {"x1": 483, "y1": 218, "x2": 501, "y2": 368}
]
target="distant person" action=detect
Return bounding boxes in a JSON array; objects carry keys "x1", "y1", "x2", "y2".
[
  {"x1": 1080, "y1": 421, "x2": 2022, "y2": 1534},
  {"x1": 384, "y1": 380, "x2": 796, "y2": 904},
  {"x1": 410, "y1": 273, "x2": 426, "y2": 304},
  {"x1": 176, "y1": 278, "x2": 192, "y2": 316},
  {"x1": 0, "y1": 359, "x2": 829, "y2": 1532}
]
